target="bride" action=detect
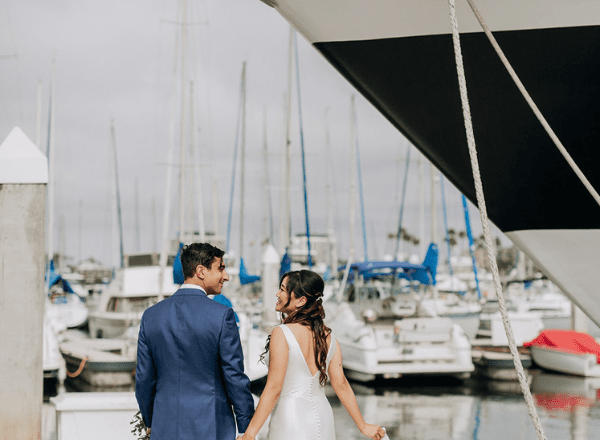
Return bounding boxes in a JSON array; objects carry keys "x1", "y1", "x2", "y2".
[{"x1": 239, "y1": 270, "x2": 386, "y2": 440}]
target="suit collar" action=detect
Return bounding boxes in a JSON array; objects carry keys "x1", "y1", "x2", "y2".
[{"x1": 174, "y1": 284, "x2": 207, "y2": 296}]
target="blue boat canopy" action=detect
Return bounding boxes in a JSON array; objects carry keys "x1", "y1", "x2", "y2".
[{"x1": 339, "y1": 243, "x2": 438, "y2": 285}]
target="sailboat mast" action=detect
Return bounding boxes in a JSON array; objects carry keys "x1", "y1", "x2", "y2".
[
  {"x1": 190, "y1": 80, "x2": 206, "y2": 241},
  {"x1": 430, "y1": 162, "x2": 437, "y2": 245},
  {"x1": 135, "y1": 177, "x2": 140, "y2": 252},
  {"x1": 178, "y1": 0, "x2": 188, "y2": 245},
  {"x1": 325, "y1": 108, "x2": 335, "y2": 269},
  {"x1": 46, "y1": 60, "x2": 56, "y2": 267},
  {"x1": 418, "y1": 154, "x2": 425, "y2": 258},
  {"x1": 239, "y1": 62, "x2": 247, "y2": 260},
  {"x1": 110, "y1": 119, "x2": 125, "y2": 269},
  {"x1": 325, "y1": 109, "x2": 333, "y2": 238},
  {"x1": 158, "y1": 0, "x2": 185, "y2": 295},
  {"x1": 212, "y1": 175, "x2": 219, "y2": 236},
  {"x1": 280, "y1": 26, "x2": 294, "y2": 254},
  {"x1": 394, "y1": 145, "x2": 411, "y2": 259},
  {"x1": 263, "y1": 110, "x2": 274, "y2": 244},
  {"x1": 352, "y1": 96, "x2": 368, "y2": 261},
  {"x1": 349, "y1": 96, "x2": 357, "y2": 262},
  {"x1": 293, "y1": 31, "x2": 312, "y2": 267}
]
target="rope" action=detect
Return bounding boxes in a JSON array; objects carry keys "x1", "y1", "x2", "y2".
[
  {"x1": 464, "y1": 0, "x2": 600, "y2": 209},
  {"x1": 445, "y1": 1, "x2": 547, "y2": 439},
  {"x1": 66, "y1": 356, "x2": 89, "y2": 378}
]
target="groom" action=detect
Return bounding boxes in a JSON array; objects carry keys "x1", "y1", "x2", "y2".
[{"x1": 136, "y1": 242, "x2": 255, "y2": 439}]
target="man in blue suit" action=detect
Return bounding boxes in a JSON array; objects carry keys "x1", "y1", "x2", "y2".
[{"x1": 136, "y1": 242, "x2": 255, "y2": 439}]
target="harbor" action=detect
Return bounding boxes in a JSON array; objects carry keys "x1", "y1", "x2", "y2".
[{"x1": 3, "y1": 1, "x2": 600, "y2": 439}]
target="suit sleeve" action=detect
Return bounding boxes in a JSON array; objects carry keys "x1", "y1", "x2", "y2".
[
  {"x1": 219, "y1": 307, "x2": 255, "y2": 433},
  {"x1": 135, "y1": 315, "x2": 156, "y2": 428}
]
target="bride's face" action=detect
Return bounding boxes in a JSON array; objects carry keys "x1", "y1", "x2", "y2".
[{"x1": 275, "y1": 276, "x2": 305, "y2": 314}]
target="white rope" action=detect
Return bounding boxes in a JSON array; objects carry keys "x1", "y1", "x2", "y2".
[
  {"x1": 445, "y1": 1, "x2": 547, "y2": 439},
  {"x1": 465, "y1": 0, "x2": 600, "y2": 208}
]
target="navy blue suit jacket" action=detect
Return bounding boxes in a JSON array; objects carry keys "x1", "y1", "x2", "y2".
[{"x1": 135, "y1": 287, "x2": 255, "y2": 439}]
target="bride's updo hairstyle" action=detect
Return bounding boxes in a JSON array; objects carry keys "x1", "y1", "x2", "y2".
[{"x1": 280, "y1": 270, "x2": 332, "y2": 386}]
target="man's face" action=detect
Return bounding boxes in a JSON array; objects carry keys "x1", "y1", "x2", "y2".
[{"x1": 202, "y1": 257, "x2": 229, "y2": 295}]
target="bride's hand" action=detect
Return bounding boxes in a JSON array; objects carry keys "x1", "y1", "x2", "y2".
[
  {"x1": 239, "y1": 434, "x2": 255, "y2": 440},
  {"x1": 360, "y1": 423, "x2": 386, "y2": 440}
]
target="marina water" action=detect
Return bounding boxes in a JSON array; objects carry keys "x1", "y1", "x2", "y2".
[{"x1": 43, "y1": 372, "x2": 600, "y2": 440}]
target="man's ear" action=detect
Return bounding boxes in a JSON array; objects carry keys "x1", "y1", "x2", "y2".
[{"x1": 196, "y1": 264, "x2": 205, "y2": 280}]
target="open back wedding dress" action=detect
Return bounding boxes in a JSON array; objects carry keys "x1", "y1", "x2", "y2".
[{"x1": 266, "y1": 324, "x2": 337, "y2": 440}]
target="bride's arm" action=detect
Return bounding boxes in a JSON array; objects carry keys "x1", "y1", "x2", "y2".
[
  {"x1": 328, "y1": 341, "x2": 386, "y2": 440},
  {"x1": 241, "y1": 326, "x2": 288, "y2": 440}
]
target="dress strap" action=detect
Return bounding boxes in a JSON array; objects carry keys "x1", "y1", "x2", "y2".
[
  {"x1": 278, "y1": 324, "x2": 295, "y2": 348},
  {"x1": 326, "y1": 332, "x2": 337, "y2": 365}
]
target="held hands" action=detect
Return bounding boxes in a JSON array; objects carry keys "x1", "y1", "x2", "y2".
[
  {"x1": 238, "y1": 434, "x2": 255, "y2": 440},
  {"x1": 360, "y1": 423, "x2": 386, "y2": 440}
]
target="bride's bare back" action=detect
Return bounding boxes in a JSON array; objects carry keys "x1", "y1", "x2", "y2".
[{"x1": 285, "y1": 323, "x2": 332, "y2": 378}]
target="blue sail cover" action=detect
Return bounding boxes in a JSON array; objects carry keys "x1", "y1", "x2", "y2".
[
  {"x1": 279, "y1": 250, "x2": 291, "y2": 278},
  {"x1": 46, "y1": 260, "x2": 75, "y2": 295},
  {"x1": 417, "y1": 243, "x2": 438, "y2": 285},
  {"x1": 173, "y1": 242, "x2": 185, "y2": 285},
  {"x1": 338, "y1": 243, "x2": 438, "y2": 286},
  {"x1": 239, "y1": 257, "x2": 260, "y2": 285}
]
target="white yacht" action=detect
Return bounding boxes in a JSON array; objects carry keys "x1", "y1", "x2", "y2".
[
  {"x1": 88, "y1": 252, "x2": 179, "y2": 339},
  {"x1": 324, "y1": 260, "x2": 474, "y2": 382},
  {"x1": 418, "y1": 293, "x2": 481, "y2": 341}
]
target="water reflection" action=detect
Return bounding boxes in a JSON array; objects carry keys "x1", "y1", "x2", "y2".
[
  {"x1": 531, "y1": 372, "x2": 600, "y2": 440},
  {"x1": 326, "y1": 375, "x2": 600, "y2": 440},
  {"x1": 43, "y1": 373, "x2": 600, "y2": 440}
]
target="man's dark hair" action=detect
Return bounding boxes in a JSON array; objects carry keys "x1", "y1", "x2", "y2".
[{"x1": 181, "y1": 242, "x2": 225, "y2": 280}]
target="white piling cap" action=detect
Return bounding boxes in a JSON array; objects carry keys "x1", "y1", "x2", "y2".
[
  {"x1": 0, "y1": 127, "x2": 48, "y2": 184},
  {"x1": 262, "y1": 244, "x2": 280, "y2": 264}
]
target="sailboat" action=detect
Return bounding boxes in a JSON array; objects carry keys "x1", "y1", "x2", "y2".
[
  {"x1": 258, "y1": 0, "x2": 600, "y2": 344},
  {"x1": 42, "y1": 63, "x2": 89, "y2": 332},
  {"x1": 323, "y1": 97, "x2": 473, "y2": 381},
  {"x1": 87, "y1": 120, "x2": 180, "y2": 340}
]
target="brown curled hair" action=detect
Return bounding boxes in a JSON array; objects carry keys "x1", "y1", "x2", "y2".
[{"x1": 261, "y1": 270, "x2": 332, "y2": 386}]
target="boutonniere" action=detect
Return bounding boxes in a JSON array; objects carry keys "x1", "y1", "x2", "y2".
[{"x1": 131, "y1": 411, "x2": 151, "y2": 439}]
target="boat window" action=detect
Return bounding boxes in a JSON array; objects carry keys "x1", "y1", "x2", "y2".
[
  {"x1": 345, "y1": 285, "x2": 356, "y2": 302},
  {"x1": 360, "y1": 287, "x2": 380, "y2": 300},
  {"x1": 107, "y1": 296, "x2": 158, "y2": 312},
  {"x1": 126, "y1": 254, "x2": 158, "y2": 267}
]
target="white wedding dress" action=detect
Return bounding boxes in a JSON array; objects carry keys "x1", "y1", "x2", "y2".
[{"x1": 265, "y1": 324, "x2": 337, "y2": 440}]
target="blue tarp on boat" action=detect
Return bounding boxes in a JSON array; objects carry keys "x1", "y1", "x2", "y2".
[
  {"x1": 239, "y1": 257, "x2": 260, "y2": 285},
  {"x1": 339, "y1": 243, "x2": 438, "y2": 285},
  {"x1": 173, "y1": 242, "x2": 185, "y2": 285}
]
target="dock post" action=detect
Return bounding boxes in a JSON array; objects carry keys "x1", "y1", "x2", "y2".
[
  {"x1": 0, "y1": 127, "x2": 48, "y2": 439},
  {"x1": 261, "y1": 244, "x2": 280, "y2": 328}
]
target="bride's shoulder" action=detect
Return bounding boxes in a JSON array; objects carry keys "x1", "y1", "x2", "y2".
[{"x1": 269, "y1": 325, "x2": 289, "y2": 351}]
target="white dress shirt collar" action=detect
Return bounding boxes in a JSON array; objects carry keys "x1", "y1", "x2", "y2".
[{"x1": 181, "y1": 283, "x2": 207, "y2": 295}]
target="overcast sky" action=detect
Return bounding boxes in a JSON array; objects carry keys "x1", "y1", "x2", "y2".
[{"x1": 0, "y1": 0, "x2": 495, "y2": 271}]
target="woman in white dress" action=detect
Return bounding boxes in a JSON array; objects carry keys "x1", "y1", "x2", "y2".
[{"x1": 240, "y1": 270, "x2": 386, "y2": 440}]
